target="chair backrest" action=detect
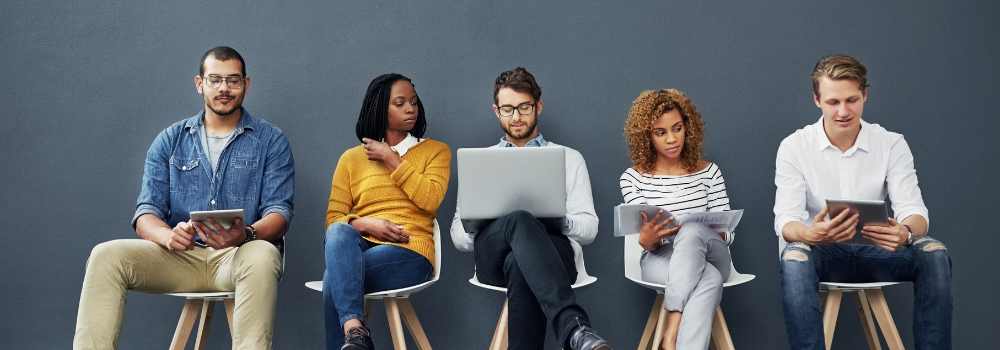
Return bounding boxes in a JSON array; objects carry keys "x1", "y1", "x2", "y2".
[{"x1": 430, "y1": 219, "x2": 441, "y2": 282}]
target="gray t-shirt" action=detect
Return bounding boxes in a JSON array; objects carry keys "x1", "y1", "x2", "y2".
[{"x1": 200, "y1": 126, "x2": 236, "y2": 173}]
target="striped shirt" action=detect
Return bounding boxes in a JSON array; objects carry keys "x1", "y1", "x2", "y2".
[{"x1": 619, "y1": 163, "x2": 735, "y2": 245}]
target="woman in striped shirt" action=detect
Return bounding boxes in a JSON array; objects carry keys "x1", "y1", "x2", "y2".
[{"x1": 621, "y1": 89, "x2": 734, "y2": 350}]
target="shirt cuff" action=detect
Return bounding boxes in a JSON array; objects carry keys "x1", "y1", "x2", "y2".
[
  {"x1": 775, "y1": 217, "x2": 804, "y2": 238},
  {"x1": 132, "y1": 204, "x2": 166, "y2": 229},
  {"x1": 261, "y1": 205, "x2": 294, "y2": 232}
]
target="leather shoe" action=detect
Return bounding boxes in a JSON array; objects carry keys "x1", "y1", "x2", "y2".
[
  {"x1": 568, "y1": 325, "x2": 613, "y2": 350},
  {"x1": 341, "y1": 326, "x2": 374, "y2": 350}
]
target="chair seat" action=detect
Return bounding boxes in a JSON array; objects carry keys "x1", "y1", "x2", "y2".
[
  {"x1": 304, "y1": 279, "x2": 439, "y2": 298},
  {"x1": 821, "y1": 281, "x2": 901, "y2": 290},
  {"x1": 166, "y1": 292, "x2": 234, "y2": 300}
]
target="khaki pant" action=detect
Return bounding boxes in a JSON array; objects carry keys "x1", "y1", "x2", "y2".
[{"x1": 73, "y1": 239, "x2": 282, "y2": 350}]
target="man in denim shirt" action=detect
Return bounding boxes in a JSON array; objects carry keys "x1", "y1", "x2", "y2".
[{"x1": 74, "y1": 47, "x2": 294, "y2": 350}]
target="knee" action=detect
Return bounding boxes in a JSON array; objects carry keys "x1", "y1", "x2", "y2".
[
  {"x1": 502, "y1": 210, "x2": 536, "y2": 224},
  {"x1": 673, "y1": 223, "x2": 714, "y2": 244},
  {"x1": 912, "y1": 236, "x2": 948, "y2": 254},
  {"x1": 87, "y1": 240, "x2": 136, "y2": 269},
  {"x1": 234, "y1": 241, "x2": 282, "y2": 278},
  {"x1": 324, "y1": 223, "x2": 360, "y2": 248},
  {"x1": 781, "y1": 242, "x2": 812, "y2": 262}
]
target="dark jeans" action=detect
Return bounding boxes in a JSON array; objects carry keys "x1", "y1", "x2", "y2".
[
  {"x1": 780, "y1": 237, "x2": 952, "y2": 350},
  {"x1": 323, "y1": 223, "x2": 433, "y2": 350},
  {"x1": 474, "y1": 210, "x2": 589, "y2": 350}
]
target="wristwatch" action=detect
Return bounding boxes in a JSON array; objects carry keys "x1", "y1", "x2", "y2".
[
  {"x1": 903, "y1": 224, "x2": 914, "y2": 246},
  {"x1": 242, "y1": 225, "x2": 257, "y2": 246}
]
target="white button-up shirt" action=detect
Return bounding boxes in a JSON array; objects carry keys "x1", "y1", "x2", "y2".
[{"x1": 773, "y1": 117, "x2": 929, "y2": 253}]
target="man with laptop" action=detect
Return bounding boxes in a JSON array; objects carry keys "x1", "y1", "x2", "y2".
[
  {"x1": 73, "y1": 47, "x2": 293, "y2": 350},
  {"x1": 774, "y1": 54, "x2": 952, "y2": 349},
  {"x1": 450, "y1": 67, "x2": 611, "y2": 350}
]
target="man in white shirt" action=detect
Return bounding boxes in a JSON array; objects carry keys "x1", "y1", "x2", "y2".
[
  {"x1": 774, "y1": 54, "x2": 952, "y2": 350},
  {"x1": 450, "y1": 67, "x2": 611, "y2": 350}
]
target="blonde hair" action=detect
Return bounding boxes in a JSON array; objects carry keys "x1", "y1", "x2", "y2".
[
  {"x1": 624, "y1": 89, "x2": 704, "y2": 173},
  {"x1": 812, "y1": 54, "x2": 869, "y2": 97}
]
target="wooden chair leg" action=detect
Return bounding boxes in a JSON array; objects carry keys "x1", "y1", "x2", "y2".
[
  {"x1": 852, "y1": 291, "x2": 882, "y2": 350},
  {"x1": 651, "y1": 304, "x2": 668, "y2": 350},
  {"x1": 709, "y1": 306, "x2": 735, "y2": 350},
  {"x1": 384, "y1": 298, "x2": 408, "y2": 350},
  {"x1": 866, "y1": 289, "x2": 904, "y2": 350},
  {"x1": 364, "y1": 299, "x2": 374, "y2": 323},
  {"x1": 397, "y1": 298, "x2": 432, "y2": 350},
  {"x1": 490, "y1": 299, "x2": 509, "y2": 350},
  {"x1": 170, "y1": 299, "x2": 203, "y2": 350},
  {"x1": 822, "y1": 289, "x2": 844, "y2": 350},
  {"x1": 193, "y1": 300, "x2": 216, "y2": 350},
  {"x1": 224, "y1": 298, "x2": 235, "y2": 336},
  {"x1": 638, "y1": 294, "x2": 664, "y2": 350}
]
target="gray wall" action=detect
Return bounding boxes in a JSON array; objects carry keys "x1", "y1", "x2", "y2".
[{"x1": 2, "y1": 1, "x2": 997, "y2": 349}]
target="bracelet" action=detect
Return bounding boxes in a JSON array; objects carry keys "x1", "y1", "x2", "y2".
[{"x1": 241, "y1": 225, "x2": 257, "y2": 246}]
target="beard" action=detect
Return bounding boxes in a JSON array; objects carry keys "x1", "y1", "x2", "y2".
[
  {"x1": 502, "y1": 118, "x2": 538, "y2": 141},
  {"x1": 205, "y1": 94, "x2": 243, "y2": 116}
]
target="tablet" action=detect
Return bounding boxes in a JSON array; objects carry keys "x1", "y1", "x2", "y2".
[
  {"x1": 825, "y1": 199, "x2": 889, "y2": 245},
  {"x1": 189, "y1": 209, "x2": 245, "y2": 230}
]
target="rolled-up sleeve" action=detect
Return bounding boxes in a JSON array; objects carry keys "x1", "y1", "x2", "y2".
[
  {"x1": 774, "y1": 140, "x2": 810, "y2": 237},
  {"x1": 259, "y1": 131, "x2": 295, "y2": 232},
  {"x1": 132, "y1": 129, "x2": 173, "y2": 229},
  {"x1": 886, "y1": 136, "x2": 929, "y2": 227}
]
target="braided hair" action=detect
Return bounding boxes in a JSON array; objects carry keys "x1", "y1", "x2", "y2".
[{"x1": 355, "y1": 73, "x2": 427, "y2": 143}]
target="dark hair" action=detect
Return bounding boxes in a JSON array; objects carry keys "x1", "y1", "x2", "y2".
[
  {"x1": 200, "y1": 46, "x2": 246, "y2": 77},
  {"x1": 494, "y1": 67, "x2": 541, "y2": 105},
  {"x1": 812, "y1": 54, "x2": 868, "y2": 97},
  {"x1": 355, "y1": 73, "x2": 426, "y2": 143}
]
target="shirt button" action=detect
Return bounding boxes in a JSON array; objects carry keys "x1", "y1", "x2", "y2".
[
  {"x1": 211, "y1": 200, "x2": 216, "y2": 205},
  {"x1": 182, "y1": 166, "x2": 187, "y2": 170}
]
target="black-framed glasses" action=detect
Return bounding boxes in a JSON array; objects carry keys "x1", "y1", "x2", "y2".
[
  {"x1": 202, "y1": 74, "x2": 245, "y2": 89},
  {"x1": 498, "y1": 103, "x2": 535, "y2": 117}
]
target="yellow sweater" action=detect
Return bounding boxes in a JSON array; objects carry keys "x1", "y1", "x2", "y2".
[{"x1": 325, "y1": 139, "x2": 451, "y2": 269}]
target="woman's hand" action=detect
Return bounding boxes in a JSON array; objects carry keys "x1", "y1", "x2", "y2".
[
  {"x1": 361, "y1": 138, "x2": 402, "y2": 171},
  {"x1": 638, "y1": 210, "x2": 681, "y2": 251},
  {"x1": 350, "y1": 217, "x2": 411, "y2": 243}
]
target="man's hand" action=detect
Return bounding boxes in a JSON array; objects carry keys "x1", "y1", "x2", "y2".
[
  {"x1": 165, "y1": 221, "x2": 197, "y2": 252},
  {"x1": 361, "y1": 138, "x2": 402, "y2": 171},
  {"x1": 637, "y1": 210, "x2": 682, "y2": 251},
  {"x1": 350, "y1": 217, "x2": 411, "y2": 243},
  {"x1": 800, "y1": 206, "x2": 860, "y2": 245},
  {"x1": 191, "y1": 217, "x2": 247, "y2": 250},
  {"x1": 862, "y1": 217, "x2": 909, "y2": 251}
]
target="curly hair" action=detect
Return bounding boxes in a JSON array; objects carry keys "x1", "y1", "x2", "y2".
[
  {"x1": 623, "y1": 89, "x2": 705, "y2": 174},
  {"x1": 494, "y1": 67, "x2": 541, "y2": 105}
]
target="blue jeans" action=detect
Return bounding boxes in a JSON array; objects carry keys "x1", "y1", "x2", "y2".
[
  {"x1": 780, "y1": 237, "x2": 952, "y2": 350},
  {"x1": 323, "y1": 223, "x2": 433, "y2": 350}
]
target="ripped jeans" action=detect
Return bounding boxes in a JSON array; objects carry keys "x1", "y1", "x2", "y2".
[{"x1": 779, "y1": 238, "x2": 952, "y2": 350}]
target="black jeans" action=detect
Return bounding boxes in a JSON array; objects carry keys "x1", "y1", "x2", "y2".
[{"x1": 474, "y1": 210, "x2": 589, "y2": 350}]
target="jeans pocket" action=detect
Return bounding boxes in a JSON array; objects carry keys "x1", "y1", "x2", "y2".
[
  {"x1": 169, "y1": 156, "x2": 199, "y2": 194},
  {"x1": 226, "y1": 154, "x2": 259, "y2": 202}
]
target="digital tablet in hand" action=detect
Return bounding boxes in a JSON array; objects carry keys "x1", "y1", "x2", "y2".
[
  {"x1": 825, "y1": 199, "x2": 889, "y2": 245},
  {"x1": 189, "y1": 209, "x2": 245, "y2": 230}
]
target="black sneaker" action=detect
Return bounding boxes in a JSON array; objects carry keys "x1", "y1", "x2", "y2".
[
  {"x1": 341, "y1": 326, "x2": 374, "y2": 350},
  {"x1": 567, "y1": 325, "x2": 613, "y2": 350}
]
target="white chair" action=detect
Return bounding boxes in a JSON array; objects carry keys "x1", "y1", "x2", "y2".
[
  {"x1": 305, "y1": 220, "x2": 442, "y2": 350},
  {"x1": 623, "y1": 233, "x2": 754, "y2": 350},
  {"x1": 469, "y1": 249, "x2": 598, "y2": 350},
  {"x1": 818, "y1": 281, "x2": 905, "y2": 350}
]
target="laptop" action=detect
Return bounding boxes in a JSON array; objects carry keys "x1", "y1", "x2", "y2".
[{"x1": 457, "y1": 147, "x2": 566, "y2": 234}]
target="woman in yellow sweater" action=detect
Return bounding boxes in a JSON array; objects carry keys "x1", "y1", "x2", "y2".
[{"x1": 323, "y1": 73, "x2": 451, "y2": 350}]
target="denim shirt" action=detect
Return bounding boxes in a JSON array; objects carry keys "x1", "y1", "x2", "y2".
[
  {"x1": 132, "y1": 108, "x2": 295, "y2": 250},
  {"x1": 497, "y1": 133, "x2": 549, "y2": 148}
]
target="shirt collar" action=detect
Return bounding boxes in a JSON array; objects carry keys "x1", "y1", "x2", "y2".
[
  {"x1": 185, "y1": 107, "x2": 254, "y2": 135},
  {"x1": 388, "y1": 133, "x2": 420, "y2": 157},
  {"x1": 498, "y1": 133, "x2": 548, "y2": 148},
  {"x1": 813, "y1": 116, "x2": 870, "y2": 154}
]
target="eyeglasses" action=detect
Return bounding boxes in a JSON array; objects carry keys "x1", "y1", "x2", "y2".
[
  {"x1": 202, "y1": 75, "x2": 245, "y2": 89},
  {"x1": 497, "y1": 103, "x2": 535, "y2": 117}
]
